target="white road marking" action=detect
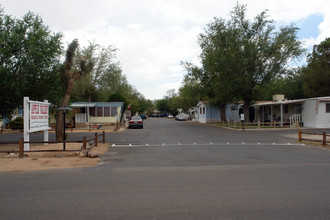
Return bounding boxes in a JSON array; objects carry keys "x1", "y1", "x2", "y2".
[{"x1": 111, "y1": 142, "x2": 306, "y2": 147}]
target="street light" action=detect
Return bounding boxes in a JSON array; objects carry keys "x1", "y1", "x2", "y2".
[{"x1": 58, "y1": 106, "x2": 72, "y2": 150}]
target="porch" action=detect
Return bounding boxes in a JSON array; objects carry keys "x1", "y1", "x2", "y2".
[
  {"x1": 254, "y1": 99, "x2": 305, "y2": 127},
  {"x1": 70, "y1": 102, "x2": 124, "y2": 127}
]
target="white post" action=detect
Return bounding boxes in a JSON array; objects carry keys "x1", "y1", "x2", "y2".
[
  {"x1": 23, "y1": 97, "x2": 30, "y2": 151},
  {"x1": 44, "y1": 100, "x2": 48, "y2": 145}
]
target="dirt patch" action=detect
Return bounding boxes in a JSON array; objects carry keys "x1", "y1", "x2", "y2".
[{"x1": 0, "y1": 143, "x2": 110, "y2": 172}]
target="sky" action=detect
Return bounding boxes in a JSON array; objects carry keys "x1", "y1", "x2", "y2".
[{"x1": 1, "y1": 0, "x2": 329, "y2": 100}]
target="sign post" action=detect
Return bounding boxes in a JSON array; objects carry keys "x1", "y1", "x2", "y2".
[
  {"x1": 24, "y1": 97, "x2": 51, "y2": 151},
  {"x1": 58, "y1": 107, "x2": 72, "y2": 151},
  {"x1": 240, "y1": 114, "x2": 245, "y2": 131}
]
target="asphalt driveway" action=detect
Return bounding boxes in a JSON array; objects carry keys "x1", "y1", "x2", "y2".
[{"x1": 1, "y1": 118, "x2": 330, "y2": 220}]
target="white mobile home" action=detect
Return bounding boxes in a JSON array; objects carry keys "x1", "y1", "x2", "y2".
[
  {"x1": 196, "y1": 101, "x2": 242, "y2": 123},
  {"x1": 254, "y1": 96, "x2": 330, "y2": 128},
  {"x1": 70, "y1": 102, "x2": 124, "y2": 127},
  {"x1": 197, "y1": 101, "x2": 221, "y2": 123}
]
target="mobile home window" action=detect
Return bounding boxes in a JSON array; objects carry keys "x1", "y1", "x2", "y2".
[
  {"x1": 97, "y1": 107, "x2": 103, "y2": 117},
  {"x1": 90, "y1": 107, "x2": 95, "y2": 116},
  {"x1": 104, "y1": 107, "x2": 110, "y2": 117},
  {"x1": 326, "y1": 103, "x2": 330, "y2": 113}
]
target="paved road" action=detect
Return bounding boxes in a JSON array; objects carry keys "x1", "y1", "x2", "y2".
[{"x1": 1, "y1": 118, "x2": 330, "y2": 219}]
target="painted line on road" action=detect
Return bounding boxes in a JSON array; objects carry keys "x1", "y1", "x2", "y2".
[{"x1": 111, "y1": 142, "x2": 306, "y2": 148}]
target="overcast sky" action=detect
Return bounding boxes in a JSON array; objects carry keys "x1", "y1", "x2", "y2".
[{"x1": 1, "y1": 0, "x2": 329, "y2": 100}]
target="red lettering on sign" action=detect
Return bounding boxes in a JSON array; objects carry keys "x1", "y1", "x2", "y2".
[
  {"x1": 31, "y1": 104, "x2": 39, "y2": 114},
  {"x1": 40, "y1": 105, "x2": 48, "y2": 114}
]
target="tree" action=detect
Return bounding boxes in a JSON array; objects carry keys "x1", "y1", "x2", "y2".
[
  {"x1": 156, "y1": 99, "x2": 170, "y2": 113},
  {"x1": 197, "y1": 3, "x2": 305, "y2": 121},
  {"x1": 0, "y1": 8, "x2": 63, "y2": 118},
  {"x1": 71, "y1": 42, "x2": 120, "y2": 102},
  {"x1": 302, "y1": 38, "x2": 330, "y2": 97},
  {"x1": 55, "y1": 39, "x2": 86, "y2": 141},
  {"x1": 253, "y1": 69, "x2": 305, "y2": 101}
]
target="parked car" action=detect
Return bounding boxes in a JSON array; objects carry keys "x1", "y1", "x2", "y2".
[
  {"x1": 168, "y1": 115, "x2": 174, "y2": 119},
  {"x1": 129, "y1": 116, "x2": 143, "y2": 129},
  {"x1": 175, "y1": 114, "x2": 188, "y2": 121},
  {"x1": 9, "y1": 117, "x2": 23, "y2": 130},
  {"x1": 140, "y1": 114, "x2": 147, "y2": 120},
  {"x1": 161, "y1": 113, "x2": 168, "y2": 117}
]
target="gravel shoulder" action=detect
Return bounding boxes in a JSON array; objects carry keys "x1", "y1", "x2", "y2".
[{"x1": 0, "y1": 142, "x2": 110, "y2": 172}]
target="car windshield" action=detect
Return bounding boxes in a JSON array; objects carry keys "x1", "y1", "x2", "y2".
[{"x1": 131, "y1": 116, "x2": 142, "y2": 120}]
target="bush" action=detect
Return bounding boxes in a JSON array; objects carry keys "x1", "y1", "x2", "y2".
[{"x1": 9, "y1": 117, "x2": 23, "y2": 130}]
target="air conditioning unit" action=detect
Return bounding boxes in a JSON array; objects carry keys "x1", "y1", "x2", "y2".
[{"x1": 273, "y1": 94, "x2": 285, "y2": 101}]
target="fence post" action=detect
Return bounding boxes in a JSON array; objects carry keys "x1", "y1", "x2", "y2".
[
  {"x1": 95, "y1": 132, "x2": 98, "y2": 147},
  {"x1": 83, "y1": 136, "x2": 86, "y2": 150},
  {"x1": 102, "y1": 131, "x2": 105, "y2": 144},
  {"x1": 323, "y1": 132, "x2": 326, "y2": 147},
  {"x1": 19, "y1": 138, "x2": 24, "y2": 158},
  {"x1": 298, "y1": 129, "x2": 302, "y2": 142}
]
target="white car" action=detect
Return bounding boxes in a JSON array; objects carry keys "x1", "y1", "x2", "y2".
[
  {"x1": 175, "y1": 114, "x2": 188, "y2": 121},
  {"x1": 168, "y1": 115, "x2": 174, "y2": 119}
]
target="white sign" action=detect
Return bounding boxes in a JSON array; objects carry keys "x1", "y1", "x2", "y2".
[
  {"x1": 29, "y1": 103, "x2": 50, "y2": 131},
  {"x1": 24, "y1": 97, "x2": 51, "y2": 151},
  {"x1": 240, "y1": 114, "x2": 245, "y2": 121}
]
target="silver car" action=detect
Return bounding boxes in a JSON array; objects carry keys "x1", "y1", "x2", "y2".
[{"x1": 129, "y1": 116, "x2": 143, "y2": 128}]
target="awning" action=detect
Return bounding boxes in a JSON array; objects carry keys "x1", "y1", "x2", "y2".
[
  {"x1": 254, "y1": 99, "x2": 306, "y2": 106},
  {"x1": 70, "y1": 102, "x2": 125, "y2": 108},
  {"x1": 70, "y1": 103, "x2": 96, "y2": 108}
]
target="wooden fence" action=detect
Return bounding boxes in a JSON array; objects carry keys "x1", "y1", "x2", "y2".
[
  {"x1": 0, "y1": 131, "x2": 106, "y2": 158},
  {"x1": 214, "y1": 121, "x2": 292, "y2": 129},
  {"x1": 298, "y1": 129, "x2": 328, "y2": 147}
]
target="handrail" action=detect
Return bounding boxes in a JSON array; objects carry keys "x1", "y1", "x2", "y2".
[{"x1": 289, "y1": 114, "x2": 301, "y2": 128}]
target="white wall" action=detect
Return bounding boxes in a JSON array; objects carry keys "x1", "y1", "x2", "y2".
[
  {"x1": 302, "y1": 99, "x2": 317, "y2": 127},
  {"x1": 315, "y1": 102, "x2": 330, "y2": 128},
  {"x1": 303, "y1": 99, "x2": 330, "y2": 128},
  {"x1": 197, "y1": 103, "x2": 206, "y2": 123}
]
